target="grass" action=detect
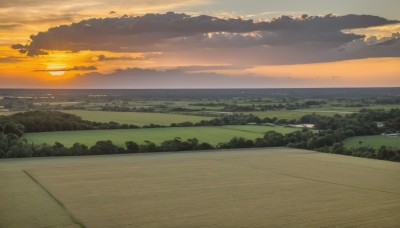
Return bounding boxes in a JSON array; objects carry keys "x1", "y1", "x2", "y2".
[
  {"x1": 61, "y1": 110, "x2": 213, "y2": 126},
  {"x1": 343, "y1": 135, "x2": 400, "y2": 149},
  {"x1": 245, "y1": 104, "x2": 399, "y2": 120},
  {"x1": 0, "y1": 111, "x2": 17, "y2": 116},
  {"x1": 245, "y1": 110, "x2": 339, "y2": 120},
  {"x1": 25, "y1": 125, "x2": 298, "y2": 147},
  {"x1": 0, "y1": 168, "x2": 79, "y2": 227},
  {"x1": 296, "y1": 104, "x2": 400, "y2": 113},
  {"x1": 33, "y1": 101, "x2": 81, "y2": 106},
  {"x1": 1, "y1": 148, "x2": 399, "y2": 227}
]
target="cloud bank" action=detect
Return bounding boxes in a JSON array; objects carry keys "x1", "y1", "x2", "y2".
[
  {"x1": 67, "y1": 67, "x2": 309, "y2": 88},
  {"x1": 12, "y1": 12, "x2": 399, "y2": 64}
]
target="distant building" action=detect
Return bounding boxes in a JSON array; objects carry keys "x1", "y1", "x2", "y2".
[
  {"x1": 382, "y1": 132, "x2": 400, "y2": 137},
  {"x1": 289, "y1": 124, "x2": 315, "y2": 129}
]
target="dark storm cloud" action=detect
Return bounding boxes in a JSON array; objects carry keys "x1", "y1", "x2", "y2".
[{"x1": 12, "y1": 12, "x2": 400, "y2": 63}]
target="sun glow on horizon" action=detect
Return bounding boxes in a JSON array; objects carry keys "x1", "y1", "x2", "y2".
[{"x1": 46, "y1": 64, "x2": 68, "y2": 76}]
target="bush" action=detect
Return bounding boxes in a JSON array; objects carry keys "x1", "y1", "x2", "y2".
[
  {"x1": 125, "y1": 141, "x2": 140, "y2": 153},
  {"x1": 90, "y1": 140, "x2": 123, "y2": 155}
]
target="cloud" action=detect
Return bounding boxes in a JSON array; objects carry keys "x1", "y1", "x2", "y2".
[
  {"x1": 35, "y1": 65, "x2": 97, "y2": 72},
  {"x1": 172, "y1": 65, "x2": 249, "y2": 72},
  {"x1": 374, "y1": 32, "x2": 400, "y2": 45},
  {"x1": 0, "y1": 23, "x2": 21, "y2": 29},
  {"x1": 0, "y1": 56, "x2": 23, "y2": 63},
  {"x1": 97, "y1": 54, "x2": 145, "y2": 61},
  {"x1": 0, "y1": 0, "x2": 59, "y2": 7},
  {"x1": 0, "y1": 0, "x2": 206, "y2": 9},
  {"x1": 70, "y1": 66, "x2": 97, "y2": 71},
  {"x1": 67, "y1": 67, "x2": 311, "y2": 88},
  {"x1": 63, "y1": 58, "x2": 399, "y2": 89},
  {"x1": 11, "y1": 12, "x2": 400, "y2": 63}
]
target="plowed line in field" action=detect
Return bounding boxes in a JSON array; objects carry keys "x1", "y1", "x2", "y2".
[{"x1": 23, "y1": 170, "x2": 86, "y2": 228}]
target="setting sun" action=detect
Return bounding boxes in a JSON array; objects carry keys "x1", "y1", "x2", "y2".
[{"x1": 46, "y1": 64, "x2": 67, "y2": 76}]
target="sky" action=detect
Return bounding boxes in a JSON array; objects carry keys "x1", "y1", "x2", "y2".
[{"x1": 0, "y1": 0, "x2": 399, "y2": 88}]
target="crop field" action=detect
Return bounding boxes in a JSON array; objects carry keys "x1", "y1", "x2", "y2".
[
  {"x1": 1, "y1": 148, "x2": 399, "y2": 227},
  {"x1": 245, "y1": 104, "x2": 399, "y2": 120},
  {"x1": 0, "y1": 111, "x2": 17, "y2": 116},
  {"x1": 344, "y1": 135, "x2": 400, "y2": 149},
  {"x1": 25, "y1": 125, "x2": 299, "y2": 147},
  {"x1": 296, "y1": 104, "x2": 400, "y2": 112},
  {"x1": 244, "y1": 110, "x2": 338, "y2": 120},
  {"x1": 61, "y1": 110, "x2": 213, "y2": 126}
]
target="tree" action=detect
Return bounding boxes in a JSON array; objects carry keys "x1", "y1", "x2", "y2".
[
  {"x1": 32, "y1": 143, "x2": 53, "y2": 157},
  {"x1": 160, "y1": 138, "x2": 184, "y2": 151},
  {"x1": 330, "y1": 142, "x2": 348, "y2": 154},
  {"x1": 0, "y1": 133, "x2": 9, "y2": 157},
  {"x1": 125, "y1": 141, "x2": 140, "y2": 153},
  {"x1": 375, "y1": 146, "x2": 398, "y2": 160},
  {"x1": 140, "y1": 141, "x2": 158, "y2": 152},
  {"x1": 262, "y1": 131, "x2": 286, "y2": 147},
  {"x1": 219, "y1": 137, "x2": 254, "y2": 149},
  {"x1": 196, "y1": 142, "x2": 214, "y2": 150},
  {"x1": 52, "y1": 142, "x2": 70, "y2": 156},
  {"x1": 70, "y1": 143, "x2": 89, "y2": 156},
  {"x1": 90, "y1": 140, "x2": 122, "y2": 155},
  {"x1": 6, "y1": 139, "x2": 33, "y2": 158},
  {"x1": 0, "y1": 121, "x2": 24, "y2": 137}
]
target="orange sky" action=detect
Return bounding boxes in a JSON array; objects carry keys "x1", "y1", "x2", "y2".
[
  {"x1": 0, "y1": 1, "x2": 399, "y2": 88},
  {"x1": 248, "y1": 58, "x2": 400, "y2": 87}
]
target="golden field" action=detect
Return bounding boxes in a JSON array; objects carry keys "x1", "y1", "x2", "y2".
[{"x1": 1, "y1": 148, "x2": 399, "y2": 227}]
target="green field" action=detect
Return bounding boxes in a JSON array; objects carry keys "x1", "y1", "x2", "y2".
[
  {"x1": 344, "y1": 135, "x2": 400, "y2": 149},
  {"x1": 245, "y1": 104, "x2": 399, "y2": 120},
  {"x1": 1, "y1": 148, "x2": 399, "y2": 227},
  {"x1": 243, "y1": 110, "x2": 342, "y2": 120},
  {"x1": 25, "y1": 125, "x2": 299, "y2": 147},
  {"x1": 297, "y1": 104, "x2": 400, "y2": 112},
  {"x1": 61, "y1": 110, "x2": 213, "y2": 126}
]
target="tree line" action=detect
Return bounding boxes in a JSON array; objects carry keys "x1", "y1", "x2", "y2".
[
  {"x1": 0, "y1": 109, "x2": 399, "y2": 161},
  {"x1": 1, "y1": 129, "x2": 398, "y2": 161},
  {"x1": 0, "y1": 111, "x2": 142, "y2": 132},
  {"x1": 2, "y1": 109, "x2": 398, "y2": 133}
]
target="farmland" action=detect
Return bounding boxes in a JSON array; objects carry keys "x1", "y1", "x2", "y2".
[
  {"x1": 62, "y1": 110, "x2": 212, "y2": 126},
  {"x1": 1, "y1": 148, "x2": 399, "y2": 227},
  {"x1": 25, "y1": 125, "x2": 299, "y2": 147},
  {"x1": 344, "y1": 135, "x2": 400, "y2": 149},
  {"x1": 244, "y1": 104, "x2": 400, "y2": 120},
  {"x1": 245, "y1": 110, "x2": 338, "y2": 120}
]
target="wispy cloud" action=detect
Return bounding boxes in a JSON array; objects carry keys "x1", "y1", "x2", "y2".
[
  {"x1": 97, "y1": 55, "x2": 145, "y2": 61},
  {"x1": 35, "y1": 65, "x2": 97, "y2": 72}
]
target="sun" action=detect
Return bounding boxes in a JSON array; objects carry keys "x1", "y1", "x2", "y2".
[{"x1": 46, "y1": 64, "x2": 67, "y2": 76}]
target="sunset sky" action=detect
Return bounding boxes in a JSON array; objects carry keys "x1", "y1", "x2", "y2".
[{"x1": 0, "y1": 0, "x2": 399, "y2": 88}]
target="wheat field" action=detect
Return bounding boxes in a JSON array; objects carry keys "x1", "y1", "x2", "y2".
[{"x1": 1, "y1": 148, "x2": 399, "y2": 227}]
